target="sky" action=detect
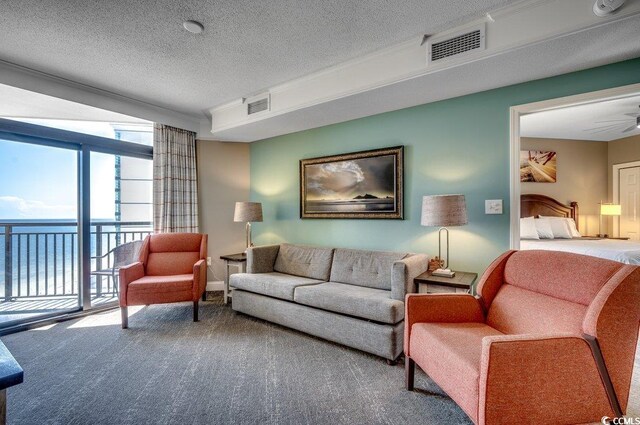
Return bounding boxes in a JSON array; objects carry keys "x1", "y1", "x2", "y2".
[
  {"x1": 0, "y1": 119, "x2": 151, "y2": 221},
  {"x1": 304, "y1": 155, "x2": 396, "y2": 201}
]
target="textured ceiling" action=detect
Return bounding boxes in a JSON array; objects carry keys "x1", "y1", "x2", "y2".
[
  {"x1": 521, "y1": 94, "x2": 640, "y2": 142},
  {"x1": 0, "y1": 0, "x2": 514, "y2": 118}
]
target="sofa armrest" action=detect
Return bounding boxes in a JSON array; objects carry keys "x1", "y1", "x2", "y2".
[
  {"x1": 119, "y1": 262, "x2": 144, "y2": 306},
  {"x1": 391, "y1": 254, "x2": 429, "y2": 301},
  {"x1": 478, "y1": 334, "x2": 615, "y2": 425},
  {"x1": 193, "y1": 259, "x2": 207, "y2": 300},
  {"x1": 247, "y1": 244, "x2": 280, "y2": 273},
  {"x1": 404, "y1": 293, "x2": 484, "y2": 356}
]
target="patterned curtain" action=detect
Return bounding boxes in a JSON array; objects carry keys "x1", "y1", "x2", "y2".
[{"x1": 153, "y1": 124, "x2": 199, "y2": 233}]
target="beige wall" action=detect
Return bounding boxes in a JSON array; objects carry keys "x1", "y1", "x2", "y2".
[
  {"x1": 197, "y1": 140, "x2": 250, "y2": 282},
  {"x1": 608, "y1": 134, "x2": 640, "y2": 200},
  {"x1": 521, "y1": 138, "x2": 608, "y2": 235}
]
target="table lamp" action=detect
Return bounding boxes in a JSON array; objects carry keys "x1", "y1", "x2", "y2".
[
  {"x1": 598, "y1": 202, "x2": 621, "y2": 238},
  {"x1": 421, "y1": 194, "x2": 468, "y2": 277},
  {"x1": 234, "y1": 202, "x2": 263, "y2": 250}
]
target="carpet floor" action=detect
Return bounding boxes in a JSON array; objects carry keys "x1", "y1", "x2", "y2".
[{"x1": 1, "y1": 293, "x2": 639, "y2": 425}]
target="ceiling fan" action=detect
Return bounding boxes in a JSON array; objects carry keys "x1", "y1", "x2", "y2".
[{"x1": 585, "y1": 105, "x2": 640, "y2": 134}]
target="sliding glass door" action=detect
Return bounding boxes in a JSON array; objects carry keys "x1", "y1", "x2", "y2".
[
  {"x1": 0, "y1": 138, "x2": 80, "y2": 325},
  {"x1": 0, "y1": 118, "x2": 153, "y2": 330}
]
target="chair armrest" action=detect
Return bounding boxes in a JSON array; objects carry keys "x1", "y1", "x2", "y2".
[
  {"x1": 391, "y1": 254, "x2": 429, "y2": 301},
  {"x1": 404, "y1": 294, "x2": 484, "y2": 356},
  {"x1": 118, "y1": 262, "x2": 144, "y2": 306},
  {"x1": 247, "y1": 245, "x2": 280, "y2": 273},
  {"x1": 478, "y1": 334, "x2": 615, "y2": 425},
  {"x1": 193, "y1": 259, "x2": 207, "y2": 300}
]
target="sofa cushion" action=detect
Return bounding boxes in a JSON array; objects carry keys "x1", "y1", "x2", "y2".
[
  {"x1": 273, "y1": 244, "x2": 334, "y2": 280},
  {"x1": 293, "y1": 281, "x2": 404, "y2": 324},
  {"x1": 230, "y1": 272, "x2": 323, "y2": 301},
  {"x1": 410, "y1": 322, "x2": 503, "y2": 423},
  {"x1": 329, "y1": 248, "x2": 408, "y2": 290}
]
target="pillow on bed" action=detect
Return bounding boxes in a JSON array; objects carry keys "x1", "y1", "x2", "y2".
[
  {"x1": 540, "y1": 216, "x2": 581, "y2": 238},
  {"x1": 534, "y1": 218, "x2": 555, "y2": 239},
  {"x1": 539, "y1": 217, "x2": 572, "y2": 239},
  {"x1": 520, "y1": 217, "x2": 539, "y2": 239}
]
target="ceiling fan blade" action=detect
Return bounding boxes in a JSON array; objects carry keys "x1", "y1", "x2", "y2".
[
  {"x1": 594, "y1": 119, "x2": 631, "y2": 123},
  {"x1": 624, "y1": 113, "x2": 640, "y2": 117},
  {"x1": 584, "y1": 123, "x2": 624, "y2": 132},
  {"x1": 622, "y1": 124, "x2": 638, "y2": 133}
]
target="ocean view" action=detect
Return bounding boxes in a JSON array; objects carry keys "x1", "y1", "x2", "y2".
[{"x1": 0, "y1": 219, "x2": 151, "y2": 298}]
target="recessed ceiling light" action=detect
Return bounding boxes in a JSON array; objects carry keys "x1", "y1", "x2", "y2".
[{"x1": 183, "y1": 20, "x2": 204, "y2": 34}]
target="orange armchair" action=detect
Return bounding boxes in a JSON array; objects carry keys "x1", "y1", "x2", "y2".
[
  {"x1": 119, "y1": 233, "x2": 208, "y2": 328},
  {"x1": 405, "y1": 250, "x2": 640, "y2": 424}
]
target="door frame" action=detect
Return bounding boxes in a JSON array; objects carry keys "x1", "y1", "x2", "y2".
[
  {"x1": 509, "y1": 82, "x2": 640, "y2": 249},
  {"x1": 613, "y1": 160, "x2": 640, "y2": 237}
]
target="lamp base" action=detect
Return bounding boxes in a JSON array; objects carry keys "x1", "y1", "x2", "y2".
[{"x1": 432, "y1": 268, "x2": 456, "y2": 278}]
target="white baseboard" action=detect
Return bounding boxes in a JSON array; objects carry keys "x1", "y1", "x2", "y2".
[{"x1": 206, "y1": 281, "x2": 224, "y2": 291}]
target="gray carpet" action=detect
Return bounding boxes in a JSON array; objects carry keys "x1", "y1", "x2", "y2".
[{"x1": 1, "y1": 294, "x2": 470, "y2": 425}]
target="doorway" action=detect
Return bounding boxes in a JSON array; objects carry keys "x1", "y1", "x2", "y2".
[{"x1": 509, "y1": 82, "x2": 640, "y2": 248}]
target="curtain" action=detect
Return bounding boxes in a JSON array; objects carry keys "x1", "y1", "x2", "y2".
[{"x1": 153, "y1": 123, "x2": 199, "y2": 233}]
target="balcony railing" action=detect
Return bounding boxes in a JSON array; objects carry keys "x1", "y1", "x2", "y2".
[{"x1": 1, "y1": 220, "x2": 152, "y2": 301}]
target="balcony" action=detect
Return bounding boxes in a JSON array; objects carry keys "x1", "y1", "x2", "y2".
[{"x1": 0, "y1": 220, "x2": 152, "y2": 327}]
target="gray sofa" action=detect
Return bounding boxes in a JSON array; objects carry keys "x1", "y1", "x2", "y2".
[{"x1": 230, "y1": 243, "x2": 428, "y2": 361}]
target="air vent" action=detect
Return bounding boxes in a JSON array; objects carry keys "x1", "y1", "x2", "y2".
[
  {"x1": 246, "y1": 95, "x2": 270, "y2": 116},
  {"x1": 427, "y1": 25, "x2": 485, "y2": 65}
]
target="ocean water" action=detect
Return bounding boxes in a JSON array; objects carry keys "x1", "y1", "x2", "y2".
[{"x1": 0, "y1": 220, "x2": 150, "y2": 298}]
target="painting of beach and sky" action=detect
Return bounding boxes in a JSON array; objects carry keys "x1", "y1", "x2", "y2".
[{"x1": 300, "y1": 146, "x2": 403, "y2": 219}]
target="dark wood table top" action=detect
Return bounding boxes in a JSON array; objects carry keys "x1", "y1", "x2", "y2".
[
  {"x1": 0, "y1": 340, "x2": 23, "y2": 390},
  {"x1": 414, "y1": 270, "x2": 478, "y2": 289},
  {"x1": 220, "y1": 253, "x2": 247, "y2": 262}
]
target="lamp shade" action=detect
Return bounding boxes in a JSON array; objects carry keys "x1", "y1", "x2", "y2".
[
  {"x1": 234, "y1": 202, "x2": 263, "y2": 222},
  {"x1": 600, "y1": 204, "x2": 621, "y2": 216},
  {"x1": 421, "y1": 195, "x2": 468, "y2": 227}
]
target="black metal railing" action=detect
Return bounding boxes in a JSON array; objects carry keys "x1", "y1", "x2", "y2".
[{"x1": 1, "y1": 221, "x2": 152, "y2": 300}]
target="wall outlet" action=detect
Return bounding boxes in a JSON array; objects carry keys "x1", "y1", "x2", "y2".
[
  {"x1": 485, "y1": 199, "x2": 503, "y2": 214},
  {"x1": 206, "y1": 257, "x2": 212, "y2": 266}
]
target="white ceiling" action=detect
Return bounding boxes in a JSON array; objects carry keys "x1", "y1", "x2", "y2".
[
  {"x1": 0, "y1": 0, "x2": 639, "y2": 142},
  {"x1": 0, "y1": 83, "x2": 149, "y2": 124},
  {"x1": 521, "y1": 94, "x2": 640, "y2": 142},
  {"x1": 0, "y1": 0, "x2": 515, "y2": 118}
]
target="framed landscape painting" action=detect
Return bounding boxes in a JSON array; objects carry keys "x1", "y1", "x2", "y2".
[{"x1": 300, "y1": 146, "x2": 404, "y2": 219}]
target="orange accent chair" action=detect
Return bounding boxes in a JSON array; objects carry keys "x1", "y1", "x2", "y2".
[
  {"x1": 405, "y1": 250, "x2": 640, "y2": 424},
  {"x1": 119, "y1": 233, "x2": 208, "y2": 328}
]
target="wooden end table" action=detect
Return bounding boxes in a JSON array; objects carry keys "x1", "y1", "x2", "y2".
[
  {"x1": 220, "y1": 253, "x2": 247, "y2": 304},
  {"x1": 414, "y1": 270, "x2": 478, "y2": 294}
]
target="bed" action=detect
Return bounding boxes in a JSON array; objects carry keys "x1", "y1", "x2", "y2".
[{"x1": 520, "y1": 194, "x2": 640, "y2": 265}]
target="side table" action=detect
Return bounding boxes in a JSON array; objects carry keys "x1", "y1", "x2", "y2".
[
  {"x1": 220, "y1": 253, "x2": 247, "y2": 304},
  {"x1": 414, "y1": 270, "x2": 478, "y2": 294}
]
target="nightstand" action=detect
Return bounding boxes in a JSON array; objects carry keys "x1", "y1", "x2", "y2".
[{"x1": 414, "y1": 271, "x2": 478, "y2": 294}]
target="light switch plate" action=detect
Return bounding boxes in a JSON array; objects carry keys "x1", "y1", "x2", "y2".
[{"x1": 485, "y1": 199, "x2": 503, "y2": 214}]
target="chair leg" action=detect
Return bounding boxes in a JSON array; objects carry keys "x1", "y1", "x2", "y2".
[
  {"x1": 405, "y1": 356, "x2": 415, "y2": 391},
  {"x1": 121, "y1": 306, "x2": 128, "y2": 329},
  {"x1": 193, "y1": 300, "x2": 199, "y2": 322}
]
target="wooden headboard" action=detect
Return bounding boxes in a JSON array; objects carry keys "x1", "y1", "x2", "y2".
[{"x1": 521, "y1": 194, "x2": 579, "y2": 231}]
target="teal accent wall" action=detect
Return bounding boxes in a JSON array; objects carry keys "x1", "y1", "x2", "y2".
[{"x1": 250, "y1": 58, "x2": 640, "y2": 274}]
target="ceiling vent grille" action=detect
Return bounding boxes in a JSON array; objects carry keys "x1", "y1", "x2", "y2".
[
  {"x1": 427, "y1": 24, "x2": 485, "y2": 65},
  {"x1": 247, "y1": 95, "x2": 270, "y2": 116}
]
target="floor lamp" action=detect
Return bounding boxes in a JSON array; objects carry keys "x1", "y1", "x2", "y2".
[
  {"x1": 421, "y1": 194, "x2": 468, "y2": 277},
  {"x1": 234, "y1": 202, "x2": 263, "y2": 251}
]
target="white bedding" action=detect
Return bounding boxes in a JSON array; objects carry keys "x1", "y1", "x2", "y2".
[{"x1": 520, "y1": 238, "x2": 640, "y2": 265}]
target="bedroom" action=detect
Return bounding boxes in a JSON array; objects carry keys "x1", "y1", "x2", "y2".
[{"x1": 516, "y1": 91, "x2": 640, "y2": 264}]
